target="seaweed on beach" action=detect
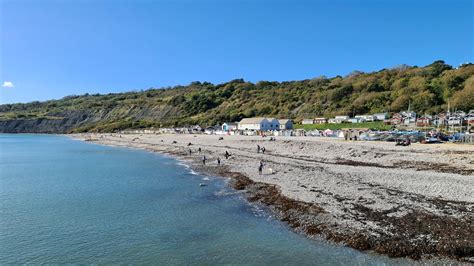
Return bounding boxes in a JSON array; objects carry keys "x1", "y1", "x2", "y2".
[{"x1": 217, "y1": 169, "x2": 474, "y2": 261}]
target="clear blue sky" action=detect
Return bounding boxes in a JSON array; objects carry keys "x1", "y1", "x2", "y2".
[{"x1": 0, "y1": 0, "x2": 472, "y2": 104}]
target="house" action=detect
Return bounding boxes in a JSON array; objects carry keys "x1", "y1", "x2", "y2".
[
  {"x1": 348, "y1": 118, "x2": 362, "y2": 123},
  {"x1": 433, "y1": 112, "x2": 448, "y2": 127},
  {"x1": 401, "y1": 111, "x2": 417, "y2": 126},
  {"x1": 335, "y1": 115, "x2": 349, "y2": 121},
  {"x1": 416, "y1": 115, "x2": 432, "y2": 127},
  {"x1": 328, "y1": 118, "x2": 343, "y2": 124},
  {"x1": 238, "y1": 117, "x2": 280, "y2": 131},
  {"x1": 278, "y1": 119, "x2": 293, "y2": 130},
  {"x1": 453, "y1": 110, "x2": 466, "y2": 118},
  {"x1": 329, "y1": 116, "x2": 349, "y2": 124},
  {"x1": 467, "y1": 110, "x2": 474, "y2": 127},
  {"x1": 221, "y1": 123, "x2": 237, "y2": 132},
  {"x1": 314, "y1": 118, "x2": 327, "y2": 124},
  {"x1": 302, "y1": 119, "x2": 315, "y2": 125},
  {"x1": 447, "y1": 116, "x2": 463, "y2": 127},
  {"x1": 355, "y1": 115, "x2": 374, "y2": 122},
  {"x1": 387, "y1": 113, "x2": 403, "y2": 125},
  {"x1": 373, "y1": 113, "x2": 388, "y2": 121}
]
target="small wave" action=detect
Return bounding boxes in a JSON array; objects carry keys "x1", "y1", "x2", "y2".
[
  {"x1": 250, "y1": 205, "x2": 267, "y2": 218},
  {"x1": 176, "y1": 162, "x2": 190, "y2": 168},
  {"x1": 189, "y1": 169, "x2": 199, "y2": 176}
]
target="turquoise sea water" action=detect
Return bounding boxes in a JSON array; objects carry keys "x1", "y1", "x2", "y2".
[{"x1": 0, "y1": 134, "x2": 409, "y2": 264}]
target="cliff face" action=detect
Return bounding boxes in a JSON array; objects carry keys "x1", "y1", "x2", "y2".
[
  {"x1": 0, "y1": 119, "x2": 72, "y2": 133},
  {"x1": 0, "y1": 110, "x2": 101, "y2": 133},
  {"x1": 0, "y1": 104, "x2": 182, "y2": 133}
]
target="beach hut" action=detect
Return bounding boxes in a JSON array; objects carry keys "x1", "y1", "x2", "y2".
[
  {"x1": 278, "y1": 119, "x2": 293, "y2": 130},
  {"x1": 221, "y1": 123, "x2": 237, "y2": 132},
  {"x1": 323, "y1": 129, "x2": 334, "y2": 136}
]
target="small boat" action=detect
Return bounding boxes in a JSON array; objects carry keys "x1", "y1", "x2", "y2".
[{"x1": 199, "y1": 183, "x2": 207, "y2": 187}]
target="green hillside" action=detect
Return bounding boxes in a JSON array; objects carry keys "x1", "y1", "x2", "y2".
[{"x1": 0, "y1": 60, "x2": 473, "y2": 133}]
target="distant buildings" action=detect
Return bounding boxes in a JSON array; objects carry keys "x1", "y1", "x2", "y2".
[
  {"x1": 237, "y1": 117, "x2": 280, "y2": 131},
  {"x1": 236, "y1": 118, "x2": 293, "y2": 131},
  {"x1": 347, "y1": 118, "x2": 362, "y2": 123},
  {"x1": 314, "y1": 118, "x2": 327, "y2": 124},
  {"x1": 329, "y1": 116, "x2": 349, "y2": 124},
  {"x1": 373, "y1": 113, "x2": 388, "y2": 121},
  {"x1": 230, "y1": 108, "x2": 474, "y2": 134},
  {"x1": 335, "y1": 115, "x2": 349, "y2": 121},
  {"x1": 416, "y1": 115, "x2": 432, "y2": 127},
  {"x1": 355, "y1": 115, "x2": 374, "y2": 122},
  {"x1": 467, "y1": 111, "x2": 474, "y2": 127}
]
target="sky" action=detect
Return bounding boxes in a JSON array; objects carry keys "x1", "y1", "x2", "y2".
[{"x1": 0, "y1": 0, "x2": 473, "y2": 104}]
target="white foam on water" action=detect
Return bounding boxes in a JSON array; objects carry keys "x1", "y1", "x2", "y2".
[{"x1": 189, "y1": 169, "x2": 199, "y2": 176}]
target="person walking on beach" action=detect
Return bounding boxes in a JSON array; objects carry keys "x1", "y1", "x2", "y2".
[
  {"x1": 189, "y1": 149, "x2": 192, "y2": 155},
  {"x1": 217, "y1": 157, "x2": 221, "y2": 166},
  {"x1": 202, "y1": 155, "x2": 206, "y2": 165},
  {"x1": 257, "y1": 145, "x2": 261, "y2": 153},
  {"x1": 198, "y1": 147, "x2": 202, "y2": 153},
  {"x1": 258, "y1": 160, "x2": 264, "y2": 175},
  {"x1": 225, "y1": 150, "x2": 230, "y2": 159},
  {"x1": 261, "y1": 147, "x2": 266, "y2": 154}
]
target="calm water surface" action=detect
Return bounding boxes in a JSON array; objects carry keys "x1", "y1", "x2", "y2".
[{"x1": 0, "y1": 134, "x2": 411, "y2": 264}]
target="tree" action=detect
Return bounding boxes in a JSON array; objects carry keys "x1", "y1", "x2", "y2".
[{"x1": 451, "y1": 76, "x2": 474, "y2": 110}]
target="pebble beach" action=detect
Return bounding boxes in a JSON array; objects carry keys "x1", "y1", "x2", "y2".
[{"x1": 72, "y1": 133, "x2": 474, "y2": 261}]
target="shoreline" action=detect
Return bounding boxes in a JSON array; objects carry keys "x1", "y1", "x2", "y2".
[{"x1": 70, "y1": 133, "x2": 474, "y2": 262}]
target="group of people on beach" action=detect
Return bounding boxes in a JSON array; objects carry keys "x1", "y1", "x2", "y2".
[
  {"x1": 184, "y1": 140, "x2": 269, "y2": 176},
  {"x1": 186, "y1": 142, "x2": 230, "y2": 167}
]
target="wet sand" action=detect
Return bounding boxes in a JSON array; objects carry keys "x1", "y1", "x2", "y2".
[{"x1": 71, "y1": 133, "x2": 474, "y2": 261}]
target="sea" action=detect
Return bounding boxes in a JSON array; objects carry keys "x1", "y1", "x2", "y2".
[{"x1": 0, "y1": 134, "x2": 411, "y2": 264}]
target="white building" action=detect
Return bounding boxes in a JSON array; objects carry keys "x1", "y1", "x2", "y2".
[
  {"x1": 335, "y1": 115, "x2": 349, "y2": 121},
  {"x1": 238, "y1": 117, "x2": 280, "y2": 131},
  {"x1": 278, "y1": 119, "x2": 293, "y2": 130},
  {"x1": 348, "y1": 118, "x2": 362, "y2": 123},
  {"x1": 302, "y1": 119, "x2": 314, "y2": 125},
  {"x1": 355, "y1": 115, "x2": 374, "y2": 122},
  {"x1": 373, "y1": 113, "x2": 388, "y2": 121},
  {"x1": 329, "y1": 116, "x2": 349, "y2": 124},
  {"x1": 314, "y1": 118, "x2": 327, "y2": 124},
  {"x1": 401, "y1": 111, "x2": 417, "y2": 126}
]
